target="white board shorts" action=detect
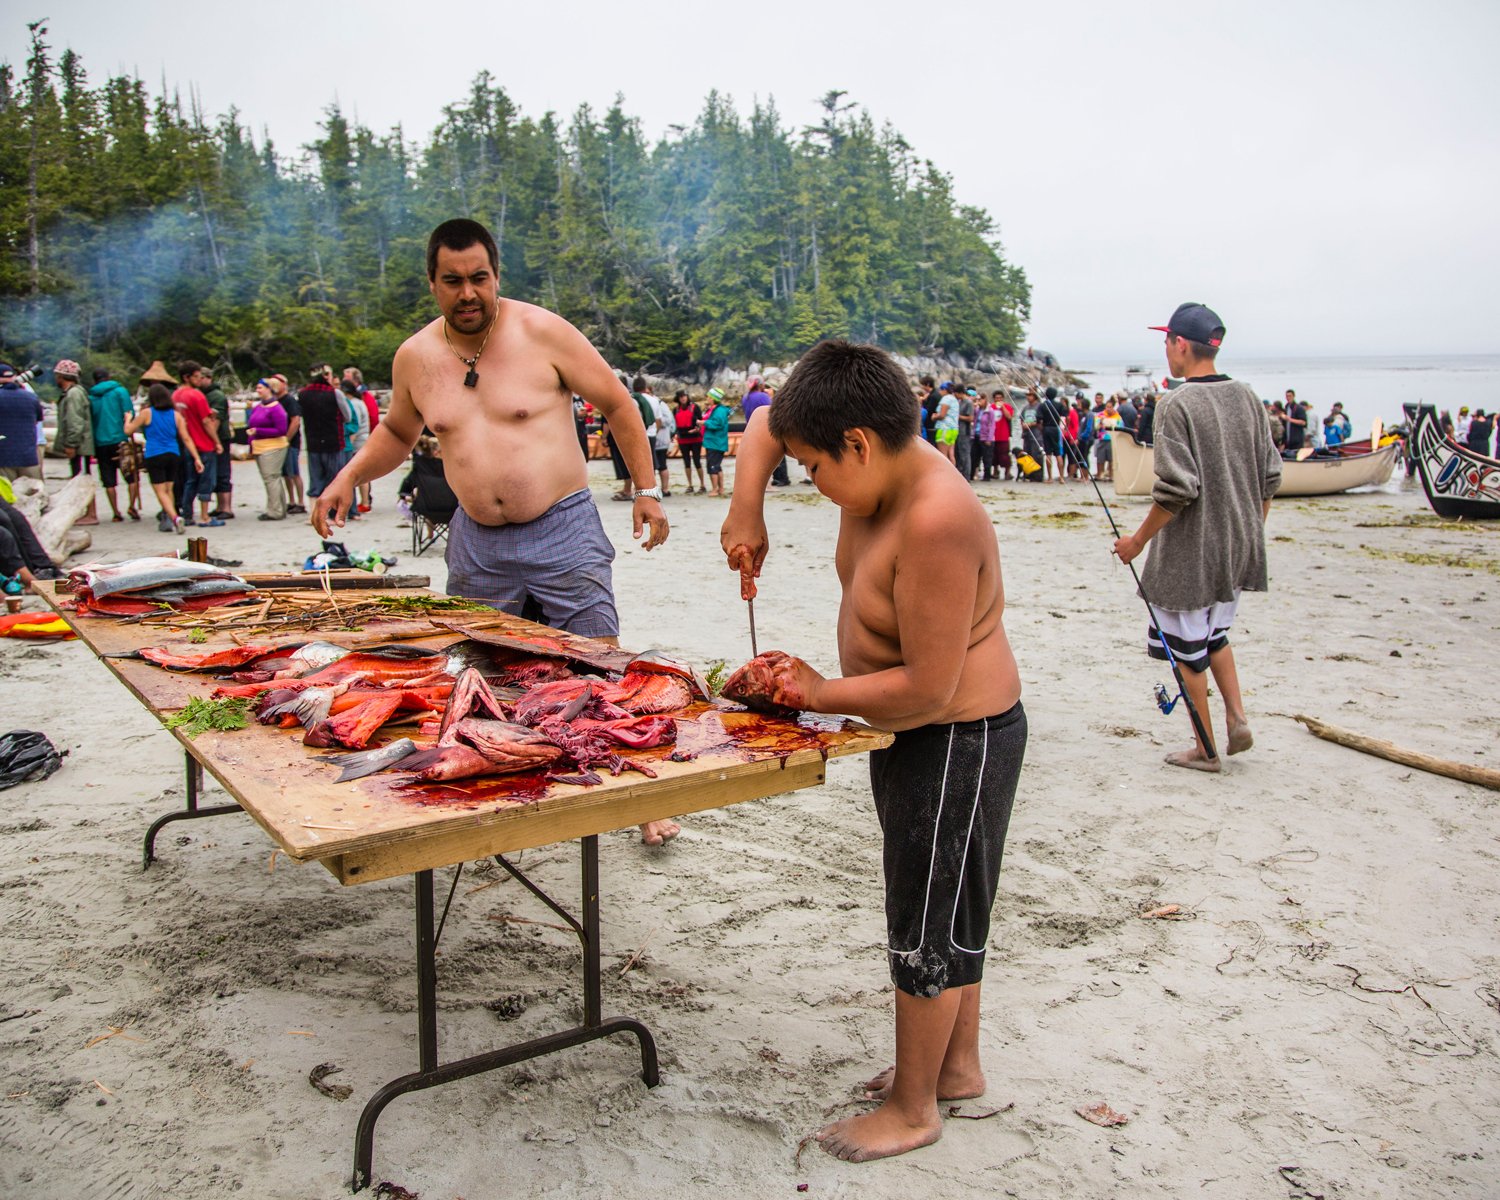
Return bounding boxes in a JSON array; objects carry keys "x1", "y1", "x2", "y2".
[{"x1": 1147, "y1": 593, "x2": 1239, "y2": 674}]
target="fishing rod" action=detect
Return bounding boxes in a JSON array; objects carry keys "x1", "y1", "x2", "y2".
[{"x1": 1056, "y1": 402, "x2": 1219, "y2": 762}]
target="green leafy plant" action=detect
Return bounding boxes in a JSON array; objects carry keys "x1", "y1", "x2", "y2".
[
  {"x1": 165, "y1": 696, "x2": 251, "y2": 738},
  {"x1": 369, "y1": 595, "x2": 495, "y2": 614},
  {"x1": 703, "y1": 658, "x2": 729, "y2": 696},
  {"x1": 186, "y1": 628, "x2": 209, "y2": 643}
]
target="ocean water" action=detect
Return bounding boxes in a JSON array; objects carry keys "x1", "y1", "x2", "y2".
[{"x1": 1070, "y1": 354, "x2": 1500, "y2": 439}]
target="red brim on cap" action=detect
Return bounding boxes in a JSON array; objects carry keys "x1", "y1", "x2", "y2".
[{"x1": 1148, "y1": 325, "x2": 1171, "y2": 333}]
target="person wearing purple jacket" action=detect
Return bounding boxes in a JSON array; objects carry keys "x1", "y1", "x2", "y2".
[
  {"x1": 247, "y1": 380, "x2": 291, "y2": 520},
  {"x1": 742, "y1": 376, "x2": 789, "y2": 486}
]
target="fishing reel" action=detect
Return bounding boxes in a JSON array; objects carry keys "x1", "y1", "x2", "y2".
[{"x1": 1153, "y1": 682, "x2": 1182, "y2": 715}]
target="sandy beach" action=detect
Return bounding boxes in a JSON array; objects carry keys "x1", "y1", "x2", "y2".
[{"x1": 1, "y1": 456, "x2": 1497, "y2": 1199}]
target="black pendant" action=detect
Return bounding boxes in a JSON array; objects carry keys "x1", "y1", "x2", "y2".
[{"x1": 463, "y1": 368, "x2": 479, "y2": 389}]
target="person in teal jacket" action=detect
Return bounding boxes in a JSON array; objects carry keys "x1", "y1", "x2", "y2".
[
  {"x1": 703, "y1": 387, "x2": 732, "y2": 497},
  {"x1": 89, "y1": 368, "x2": 137, "y2": 521}
]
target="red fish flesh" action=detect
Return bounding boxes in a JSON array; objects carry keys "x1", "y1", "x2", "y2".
[
  {"x1": 304, "y1": 692, "x2": 405, "y2": 749},
  {"x1": 602, "y1": 671, "x2": 693, "y2": 714},
  {"x1": 448, "y1": 718, "x2": 564, "y2": 771},
  {"x1": 722, "y1": 650, "x2": 805, "y2": 714},
  {"x1": 398, "y1": 744, "x2": 498, "y2": 782},
  {"x1": 437, "y1": 668, "x2": 513, "y2": 742},
  {"x1": 621, "y1": 652, "x2": 711, "y2": 701},
  {"x1": 300, "y1": 652, "x2": 449, "y2": 688},
  {"x1": 431, "y1": 620, "x2": 635, "y2": 674},
  {"x1": 568, "y1": 714, "x2": 677, "y2": 750},
  {"x1": 493, "y1": 656, "x2": 577, "y2": 687},
  {"x1": 140, "y1": 644, "x2": 280, "y2": 672},
  {"x1": 509, "y1": 678, "x2": 632, "y2": 725}
]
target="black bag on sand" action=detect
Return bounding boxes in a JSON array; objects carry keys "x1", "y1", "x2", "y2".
[{"x1": 0, "y1": 730, "x2": 65, "y2": 790}]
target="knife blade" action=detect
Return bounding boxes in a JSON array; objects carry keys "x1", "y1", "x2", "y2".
[{"x1": 747, "y1": 598, "x2": 758, "y2": 658}]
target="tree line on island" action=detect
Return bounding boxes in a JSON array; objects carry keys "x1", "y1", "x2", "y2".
[{"x1": 0, "y1": 21, "x2": 1030, "y2": 388}]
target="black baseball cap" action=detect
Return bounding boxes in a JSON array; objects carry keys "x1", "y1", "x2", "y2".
[{"x1": 1149, "y1": 302, "x2": 1225, "y2": 347}]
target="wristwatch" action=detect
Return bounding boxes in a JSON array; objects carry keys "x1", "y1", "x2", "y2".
[{"x1": 633, "y1": 487, "x2": 664, "y2": 501}]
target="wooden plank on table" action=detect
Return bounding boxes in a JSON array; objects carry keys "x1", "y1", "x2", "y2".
[
  {"x1": 326, "y1": 757, "x2": 829, "y2": 885},
  {"x1": 240, "y1": 572, "x2": 431, "y2": 591}
]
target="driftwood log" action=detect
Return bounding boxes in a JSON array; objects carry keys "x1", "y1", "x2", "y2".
[
  {"x1": 13, "y1": 475, "x2": 94, "y2": 565},
  {"x1": 1294, "y1": 714, "x2": 1500, "y2": 791}
]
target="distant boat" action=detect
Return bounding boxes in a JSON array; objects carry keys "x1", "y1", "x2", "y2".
[
  {"x1": 1403, "y1": 403, "x2": 1500, "y2": 519},
  {"x1": 1110, "y1": 430, "x2": 1400, "y2": 498}
]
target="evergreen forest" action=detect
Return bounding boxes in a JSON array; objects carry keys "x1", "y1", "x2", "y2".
[{"x1": 0, "y1": 21, "x2": 1030, "y2": 386}]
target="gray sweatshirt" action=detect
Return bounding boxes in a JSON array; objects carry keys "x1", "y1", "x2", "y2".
[{"x1": 1141, "y1": 378, "x2": 1282, "y2": 610}]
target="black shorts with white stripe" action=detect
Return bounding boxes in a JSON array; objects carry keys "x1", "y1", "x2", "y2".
[{"x1": 869, "y1": 702, "x2": 1027, "y2": 998}]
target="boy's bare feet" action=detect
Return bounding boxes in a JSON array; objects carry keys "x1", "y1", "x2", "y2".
[
  {"x1": 1165, "y1": 747, "x2": 1221, "y2": 773},
  {"x1": 1226, "y1": 721, "x2": 1253, "y2": 755},
  {"x1": 861, "y1": 1064, "x2": 985, "y2": 1102},
  {"x1": 640, "y1": 818, "x2": 680, "y2": 845},
  {"x1": 816, "y1": 1103, "x2": 943, "y2": 1162}
]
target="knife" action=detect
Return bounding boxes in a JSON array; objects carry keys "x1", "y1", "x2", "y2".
[{"x1": 735, "y1": 543, "x2": 759, "y2": 658}]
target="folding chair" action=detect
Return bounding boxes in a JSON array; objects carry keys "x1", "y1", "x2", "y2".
[{"x1": 409, "y1": 455, "x2": 458, "y2": 557}]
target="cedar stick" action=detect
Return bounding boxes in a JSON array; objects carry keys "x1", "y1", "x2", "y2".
[{"x1": 1293, "y1": 715, "x2": 1500, "y2": 791}]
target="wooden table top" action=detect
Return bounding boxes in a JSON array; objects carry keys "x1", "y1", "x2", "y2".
[{"x1": 42, "y1": 582, "x2": 891, "y2": 885}]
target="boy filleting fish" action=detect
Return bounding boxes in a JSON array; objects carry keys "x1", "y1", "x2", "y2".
[{"x1": 720, "y1": 341, "x2": 1028, "y2": 1162}]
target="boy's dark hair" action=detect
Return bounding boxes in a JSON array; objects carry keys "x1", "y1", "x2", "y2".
[
  {"x1": 768, "y1": 340, "x2": 918, "y2": 459},
  {"x1": 426, "y1": 219, "x2": 500, "y2": 280},
  {"x1": 92, "y1": 366, "x2": 110, "y2": 383},
  {"x1": 178, "y1": 360, "x2": 202, "y2": 380},
  {"x1": 632, "y1": 375, "x2": 646, "y2": 392},
  {"x1": 919, "y1": 374, "x2": 935, "y2": 388}
]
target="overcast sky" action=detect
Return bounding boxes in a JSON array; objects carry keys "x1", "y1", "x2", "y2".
[{"x1": 5, "y1": 0, "x2": 1497, "y2": 362}]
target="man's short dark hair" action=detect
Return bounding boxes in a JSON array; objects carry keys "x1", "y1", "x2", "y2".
[
  {"x1": 426, "y1": 219, "x2": 500, "y2": 280},
  {"x1": 1174, "y1": 333, "x2": 1220, "y2": 361},
  {"x1": 178, "y1": 360, "x2": 202, "y2": 380},
  {"x1": 919, "y1": 374, "x2": 935, "y2": 388},
  {"x1": 308, "y1": 364, "x2": 328, "y2": 381},
  {"x1": 92, "y1": 367, "x2": 110, "y2": 383},
  {"x1": 631, "y1": 375, "x2": 646, "y2": 393},
  {"x1": 768, "y1": 340, "x2": 918, "y2": 460}
]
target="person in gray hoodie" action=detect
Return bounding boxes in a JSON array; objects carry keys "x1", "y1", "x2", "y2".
[{"x1": 1113, "y1": 303, "x2": 1282, "y2": 773}]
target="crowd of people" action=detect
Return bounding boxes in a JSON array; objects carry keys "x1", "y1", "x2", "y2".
[
  {"x1": 0, "y1": 359, "x2": 382, "y2": 534},
  {"x1": 5, "y1": 349, "x2": 1498, "y2": 572}
]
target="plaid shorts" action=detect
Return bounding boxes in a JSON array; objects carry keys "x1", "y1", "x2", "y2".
[{"x1": 445, "y1": 488, "x2": 619, "y2": 638}]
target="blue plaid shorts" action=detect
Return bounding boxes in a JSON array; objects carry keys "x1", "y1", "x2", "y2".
[{"x1": 445, "y1": 488, "x2": 619, "y2": 638}]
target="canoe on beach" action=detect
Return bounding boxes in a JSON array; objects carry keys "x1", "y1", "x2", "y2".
[
  {"x1": 1404, "y1": 402, "x2": 1500, "y2": 519},
  {"x1": 1109, "y1": 430, "x2": 1400, "y2": 498}
]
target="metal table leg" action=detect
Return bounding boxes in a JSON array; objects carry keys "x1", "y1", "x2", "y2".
[
  {"x1": 351, "y1": 836, "x2": 660, "y2": 1192},
  {"x1": 142, "y1": 750, "x2": 244, "y2": 869}
]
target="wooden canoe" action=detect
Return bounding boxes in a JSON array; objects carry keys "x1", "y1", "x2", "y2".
[
  {"x1": 1109, "y1": 430, "x2": 1400, "y2": 498},
  {"x1": 1403, "y1": 403, "x2": 1500, "y2": 519}
]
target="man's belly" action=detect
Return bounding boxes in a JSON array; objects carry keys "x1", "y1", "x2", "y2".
[{"x1": 442, "y1": 449, "x2": 589, "y2": 526}]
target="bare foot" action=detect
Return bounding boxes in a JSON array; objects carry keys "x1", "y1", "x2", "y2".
[
  {"x1": 862, "y1": 1064, "x2": 985, "y2": 1102},
  {"x1": 1227, "y1": 722, "x2": 1253, "y2": 755},
  {"x1": 1165, "y1": 747, "x2": 1222, "y2": 773},
  {"x1": 817, "y1": 1103, "x2": 943, "y2": 1162},
  {"x1": 640, "y1": 818, "x2": 680, "y2": 846}
]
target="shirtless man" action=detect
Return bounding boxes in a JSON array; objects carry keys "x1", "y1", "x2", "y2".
[{"x1": 313, "y1": 218, "x2": 678, "y2": 843}]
